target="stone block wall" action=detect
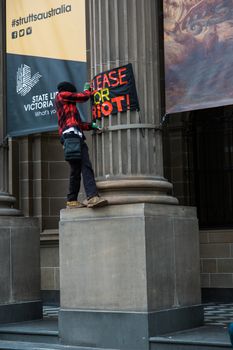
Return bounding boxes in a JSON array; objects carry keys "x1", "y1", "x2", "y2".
[
  {"x1": 40, "y1": 236, "x2": 60, "y2": 305},
  {"x1": 9, "y1": 131, "x2": 93, "y2": 304},
  {"x1": 9, "y1": 132, "x2": 66, "y2": 304},
  {"x1": 41, "y1": 246, "x2": 60, "y2": 290},
  {"x1": 9, "y1": 133, "x2": 69, "y2": 230},
  {"x1": 200, "y1": 229, "x2": 233, "y2": 301},
  {"x1": 163, "y1": 113, "x2": 196, "y2": 207}
]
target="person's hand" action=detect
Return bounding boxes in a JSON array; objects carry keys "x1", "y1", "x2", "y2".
[
  {"x1": 84, "y1": 82, "x2": 91, "y2": 91},
  {"x1": 91, "y1": 122, "x2": 103, "y2": 133}
]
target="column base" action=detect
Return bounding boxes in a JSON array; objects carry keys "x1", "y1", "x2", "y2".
[
  {"x1": 96, "y1": 179, "x2": 179, "y2": 205},
  {"x1": 59, "y1": 309, "x2": 150, "y2": 350},
  {"x1": 0, "y1": 192, "x2": 21, "y2": 216},
  {"x1": 59, "y1": 305, "x2": 203, "y2": 350}
]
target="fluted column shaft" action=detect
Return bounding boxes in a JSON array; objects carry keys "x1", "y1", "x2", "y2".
[
  {"x1": 0, "y1": 0, "x2": 20, "y2": 215},
  {"x1": 87, "y1": 0, "x2": 177, "y2": 204}
]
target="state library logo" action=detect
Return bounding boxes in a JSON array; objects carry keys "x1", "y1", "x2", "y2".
[{"x1": 16, "y1": 64, "x2": 42, "y2": 96}]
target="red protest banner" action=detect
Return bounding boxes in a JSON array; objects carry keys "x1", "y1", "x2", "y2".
[{"x1": 91, "y1": 63, "x2": 139, "y2": 120}]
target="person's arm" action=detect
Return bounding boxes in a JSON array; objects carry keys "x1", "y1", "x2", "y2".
[{"x1": 59, "y1": 90, "x2": 91, "y2": 103}]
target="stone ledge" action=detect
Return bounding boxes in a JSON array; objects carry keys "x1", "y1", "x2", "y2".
[{"x1": 60, "y1": 203, "x2": 197, "y2": 222}]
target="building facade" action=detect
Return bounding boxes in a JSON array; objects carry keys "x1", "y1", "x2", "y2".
[{"x1": 2, "y1": 0, "x2": 233, "y2": 308}]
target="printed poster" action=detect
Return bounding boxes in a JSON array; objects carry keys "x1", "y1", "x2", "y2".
[
  {"x1": 164, "y1": 0, "x2": 233, "y2": 113},
  {"x1": 6, "y1": 0, "x2": 87, "y2": 137}
]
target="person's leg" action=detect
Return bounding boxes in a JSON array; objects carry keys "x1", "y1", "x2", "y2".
[
  {"x1": 81, "y1": 142, "x2": 98, "y2": 198},
  {"x1": 67, "y1": 159, "x2": 84, "y2": 207},
  {"x1": 81, "y1": 142, "x2": 108, "y2": 208}
]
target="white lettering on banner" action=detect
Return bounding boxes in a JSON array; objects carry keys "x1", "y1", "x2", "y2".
[
  {"x1": 24, "y1": 100, "x2": 54, "y2": 111},
  {"x1": 23, "y1": 92, "x2": 57, "y2": 118},
  {"x1": 16, "y1": 64, "x2": 42, "y2": 96},
  {"x1": 32, "y1": 93, "x2": 48, "y2": 102},
  {"x1": 35, "y1": 110, "x2": 50, "y2": 117},
  {"x1": 11, "y1": 5, "x2": 72, "y2": 28}
]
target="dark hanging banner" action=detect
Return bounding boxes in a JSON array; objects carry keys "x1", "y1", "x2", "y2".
[
  {"x1": 163, "y1": 0, "x2": 233, "y2": 114},
  {"x1": 6, "y1": 0, "x2": 87, "y2": 137},
  {"x1": 91, "y1": 63, "x2": 140, "y2": 120},
  {"x1": 6, "y1": 55, "x2": 87, "y2": 137}
]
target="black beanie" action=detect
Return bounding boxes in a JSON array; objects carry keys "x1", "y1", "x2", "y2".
[{"x1": 57, "y1": 81, "x2": 77, "y2": 92}]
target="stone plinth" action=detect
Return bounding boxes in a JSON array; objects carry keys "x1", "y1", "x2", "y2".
[
  {"x1": 59, "y1": 204, "x2": 203, "y2": 350},
  {"x1": 0, "y1": 216, "x2": 42, "y2": 323}
]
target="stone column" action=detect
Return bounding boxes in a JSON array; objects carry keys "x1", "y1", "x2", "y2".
[
  {"x1": 88, "y1": 0, "x2": 178, "y2": 205},
  {"x1": 0, "y1": 0, "x2": 20, "y2": 216},
  {"x1": 0, "y1": 0, "x2": 42, "y2": 323},
  {"x1": 59, "y1": 1, "x2": 203, "y2": 349}
]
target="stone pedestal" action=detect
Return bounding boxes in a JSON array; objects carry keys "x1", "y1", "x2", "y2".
[
  {"x1": 0, "y1": 143, "x2": 42, "y2": 322},
  {"x1": 0, "y1": 0, "x2": 42, "y2": 322},
  {"x1": 59, "y1": 204, "x2": 203, "y2": 350},
  {"x1": 0, "y1": 216, "x2": 42, "y2": 323}
]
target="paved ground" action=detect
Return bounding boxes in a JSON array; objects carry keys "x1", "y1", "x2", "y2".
[
  {"x1": 151, "y1": 325, "x2": 230, "y2": 346},
  {"x1": 204, "y1": 303, "x2": 233, "y2": 326},
  {"x1": 0, "y1": 318, "x2": 58, "y2": 334}
]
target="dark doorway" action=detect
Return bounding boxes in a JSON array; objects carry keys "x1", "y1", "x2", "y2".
[{"x1": 191, "y1": 106, "x2": 233, "y2": 229}]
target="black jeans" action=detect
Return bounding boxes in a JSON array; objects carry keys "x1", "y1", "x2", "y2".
[{"x1": 67, "y1": 142, "x2": 98, "y2": 202}]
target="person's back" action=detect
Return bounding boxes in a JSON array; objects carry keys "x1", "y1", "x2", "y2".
[{"x1": 55, "y1": 81, "x2": 91, "y2": 138}]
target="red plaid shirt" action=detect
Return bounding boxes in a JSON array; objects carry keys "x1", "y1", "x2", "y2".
[{"x1": 55, "y1": 90, "x2": 92, "y2": 136}]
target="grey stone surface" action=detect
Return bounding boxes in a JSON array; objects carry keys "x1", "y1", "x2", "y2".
[
  {"x1": 41, "y1": 247, "x2": 59, "y2": 268},
  {"x1": 59, "y1": 306, "x2": 203, "y2": 349},
  {"x1": 149, "y1": 305, "x2": 204, "y2": 336},
  {"x1": 60, "y1": 212, "x2": 147, "y2": 310},
  {"x1": 41, "y1": 268, "x2": 55, "y2": 290},
  {"x1": 0, "y1": 217, "x2": 42, "y2": 322},
  {"x1": 59, "y1": 203, "x2": 202, "y2": 348},
  {"x1": 11, "y1": 226, "x2": 40, "y2": 301},
  {"x1": 40, "y1": 244, "x2": 60, "y2": 296},
  {"x1": 174, "y1": 217, "x2": 201, "y2": 306},
  {"x1": 150, "y1": 325, "x2": 231, "y2": 349},
  {"x1": 0, "y1": 228, "x2": 11, "y2": 302},
  {"x1": 145, "y1": 216, "x2": 175, "y2": 309},
  {"x1": 60, "y1": 204, "x2": 201, "y2": 312},
  {"x1": 59, "y1": 309, "x2": 149, "y2": 350},
  {"x1": 0, "y1": 301, "x2": 42, "y2": 325},
  {"x1": 0, "y1": 340, "x2": 114, "y2": 350},
  {"x1": 145, "y1": 213, "x2": 201, "y2": 308},
  {"x1": 0, "y1": 1, "x2": 21, "y2": 216},
  {"x1": 0, "y1": 318, "x2": 58, "y2": 335}
]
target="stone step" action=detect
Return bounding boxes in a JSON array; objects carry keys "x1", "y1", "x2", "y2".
[
  {"x1": 0, "y1": 340, "x2": 111, "y2": 350},
  {"x1": 0, "y1": 319, "x2": 59, "y2": 344},
  {"x1": 150, "y1": 325, "x2": 232, "y2": 350},
  {"x1": 0, "y1": 318, "x2": 232, "y2": 350},
  {"x1": 0, "y1": 319, "x2": 116, "y2": 350}
]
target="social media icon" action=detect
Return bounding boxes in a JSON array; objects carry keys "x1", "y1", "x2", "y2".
[
  {"x1": 19, "y1": 29, "x2": 25, "y2": 37},
  {"x1": 12, "y1": 31, "x2": 18, "y2": 39},
  {"x1": 26, "y1": 27, "x2": 32, "y2": 35}
]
